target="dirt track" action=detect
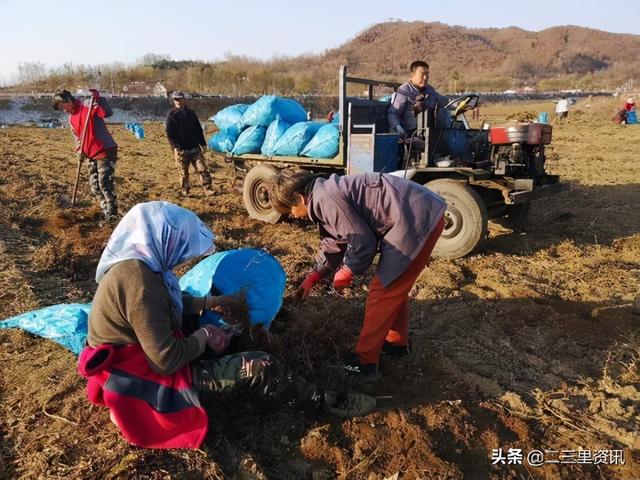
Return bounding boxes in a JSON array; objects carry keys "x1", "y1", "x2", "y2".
[{"x1": 0, "y1": 98, "x2": 638, "y2": 479}]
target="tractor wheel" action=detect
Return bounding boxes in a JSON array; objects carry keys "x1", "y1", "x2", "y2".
[
  {"x1": 242, "y1": 164, "x2": 281, "y2": 224},
  {"x1": 425, "y1": 179, "x2": 488, "y2": 259}
]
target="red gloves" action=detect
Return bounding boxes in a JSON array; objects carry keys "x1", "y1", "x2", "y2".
[
  {"x1": 202, "y1": 324, "x2": 232, "y2": 353},
  {"x1": 296, "y1": 266, "x2": 353, "y2": 299},
  {"x1": 296, "y1": 270, "x2": 323, "y2": 299},
  {"x1": 88, "y1": 89, "x2": 100, "y2": 101},
  {"x1": 333, "y1": 265, "x2": 353, "y2": 289}
]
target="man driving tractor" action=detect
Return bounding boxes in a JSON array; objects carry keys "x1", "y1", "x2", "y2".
[{"x1": 387, "y1": 60, "x2": 449, "y2": 136}]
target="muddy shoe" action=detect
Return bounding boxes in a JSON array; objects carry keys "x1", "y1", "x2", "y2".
[
  {"x1": 323, "y1": 390, "x2": 375, "y2": 418},
  {"x1": 381, "y1": 340, "x2": 410, "y2": 357},
  {"x1": 341, "y1": 351, "x2": 379, "y2": 380}
]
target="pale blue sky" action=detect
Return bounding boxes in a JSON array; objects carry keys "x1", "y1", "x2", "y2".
[{"x1": 1, "y1": 0, "x2": 639, "y2": 83}]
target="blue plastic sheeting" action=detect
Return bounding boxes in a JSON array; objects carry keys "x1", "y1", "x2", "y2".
[
  {"x1": 241, "y1": 96, "x2": 307, "y2": 128},
  {"x1": 627, "y1": 110, "x2": 637, "y2": 124},
  {"x1": 134, "y1": 124, "x2": 145, "y2": 139},
  {"x1": 0, "y1": 304, "x2": 91, "y2": 355},
  {"x1": 301, "y1": 123, "x2": 339, "y2": 158},
  {"x1": 208, "y1": 127, "x2": 240, "y2": 153},
  {"x1": 231, "y1": 126, "x2": 266, "y2": 156},
  {"x1": 0, "y1": 249, "x2": 286, "y2": 354},
  {"x1": 261, "y1": 117, "x2": 291, "y2": 156},
  {"x1": 212, "y1": 104, "x2": 249, "y2": 130},
  {"x1": 124, "y1": 122, "x2": 145, "y2": 139},
  {"x1": 179, "y1": 249, "x2": 286, "y2": 330},
  {"x1": 272, "y1": 122, "x2": 323, "y2": 156}
]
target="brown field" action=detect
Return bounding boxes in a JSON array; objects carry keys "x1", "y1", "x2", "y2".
[{"x1": 0, "y1": 97, "x2": 638, "y2": 479}]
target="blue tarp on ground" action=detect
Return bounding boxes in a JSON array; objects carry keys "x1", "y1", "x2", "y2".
[
  {"x1": 301, "y1": 123, "x2": 339, "y2": 158},
  {"x1": 208, "y1": 127, "x2": 240, "y2": 153},
  {"x1": 231, "y1": 126, "x2": 267, "y2": 156},
  {"x1": 241, "y1": 96, "x2": 307, "y2": 128},
  {"x1": 0, "y1": 249, "x2": 286, "y2": 354},
  {"x1": 0, "y1": 304, "x2": 90, "y2": 355},
  {"x1": 212, "y1": 104, "x2": 249, "y2": 131},
  {"x1": 272, "y1": 121, "x2": 323, "y2": 156}
]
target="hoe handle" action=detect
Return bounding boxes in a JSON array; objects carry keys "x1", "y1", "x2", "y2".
[
  {"x1": 71, "y1": 153, "x2": 85, "y2": 206},
  {"x1": 70, "y1": 96, "x2": 96, "y2": 207}
]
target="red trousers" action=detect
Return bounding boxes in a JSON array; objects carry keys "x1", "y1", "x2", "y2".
[{"x1": 355, "y1": 216, "x2": 445, "y2": 364}]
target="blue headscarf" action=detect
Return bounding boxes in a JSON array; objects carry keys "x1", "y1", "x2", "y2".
[{"x1": 95, "y1": 201, "x2": 215, "y2": 317}]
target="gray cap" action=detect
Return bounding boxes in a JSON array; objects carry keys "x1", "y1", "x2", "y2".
[{"x1": 171, "y1": 91, "x2": 185, "y2": 99}]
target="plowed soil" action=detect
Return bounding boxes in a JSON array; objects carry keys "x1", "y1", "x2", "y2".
[{"x1": 0, "y1": 97, "x2": 638, "y2": 479}]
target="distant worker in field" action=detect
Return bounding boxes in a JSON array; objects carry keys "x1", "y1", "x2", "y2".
[
  {"x1": 53, "y1": 89, "x2": 118, "y2": 221},
  {"x1": 624, "y1": 97, "x2": 637, "y2": 124},
  {"x1": 269, "y1": 169, "x2": 446, "y2": 379},
  {"x1": 387, "y1": 60, "x2": 449, "y2": 136},
  {"x1": 554, "y1": 96, "x2": 569, "y2": 125},
  {"x1": 624, "y1": 97, "x2": 636, "y2": 113},
  {"x1": 612, "y1": 97, "x2": 636, "y2": 125},
  {"x1": 165, "y1": 91, "x2": 215, "y2": 197},
  {"x1": 326, "y1": 109, "x2": 336, "y2": 123}
]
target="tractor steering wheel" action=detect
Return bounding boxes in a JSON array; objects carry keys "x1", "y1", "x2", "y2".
[{"x1": 445, "y1": 94, "x2": 480, "y2": 117}]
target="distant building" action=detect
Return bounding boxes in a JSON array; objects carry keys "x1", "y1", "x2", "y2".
[
  {"x1": 122, "y1": 81, "x2": 152, "y2": 96},
  {"x1": 153, "y1": 82, "x2": 168, "y2": 98}
]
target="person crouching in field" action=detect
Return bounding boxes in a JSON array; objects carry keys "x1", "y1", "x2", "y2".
[
  {"x1": 79, "y1": 201, "x2": 374, "y2": 449},
  {"x1": 613, "y1": 97, "x2": 637, "y2": 124},
  {"x1": 165, "y1": 91, "x2": 215, "y2": 197},
  {"x1": 269, "y1": 169, "x2": 447, "y2": 379},
  {"x1": 53, "y1": 89, "x2": 118, "y2": 221}
]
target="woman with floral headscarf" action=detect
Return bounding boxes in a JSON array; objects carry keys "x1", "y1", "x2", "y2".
[{"x1": 79, "y1": 201, "x2": 374, "y2": 449}]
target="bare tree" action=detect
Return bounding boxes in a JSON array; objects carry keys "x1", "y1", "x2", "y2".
[
  {"x1": 17, "y1": 62, "x2": 47, "y2": 86},
  {"x1": 138, "y1": 53, "x2": 172, "y2": 66}
]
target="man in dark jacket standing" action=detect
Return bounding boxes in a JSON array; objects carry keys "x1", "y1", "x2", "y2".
[{"x1": 165, "y1": 91, "x2": 214, "y2": 197}]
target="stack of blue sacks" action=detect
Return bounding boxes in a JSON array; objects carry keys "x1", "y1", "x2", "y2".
[{"x1": 208, "y1": 96, "x2": 340, "y2": 159}]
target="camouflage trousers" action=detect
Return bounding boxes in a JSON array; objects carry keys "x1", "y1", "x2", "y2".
[
  {"x1": 87, "y1": 149, "x2": 118, "y2": 218},
  {"x1": 175, "y1": 148, "x2": 213, "y2": 194},
  {"x1": 192, "y1": 351, "x2": 321, "y2": 412}
]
